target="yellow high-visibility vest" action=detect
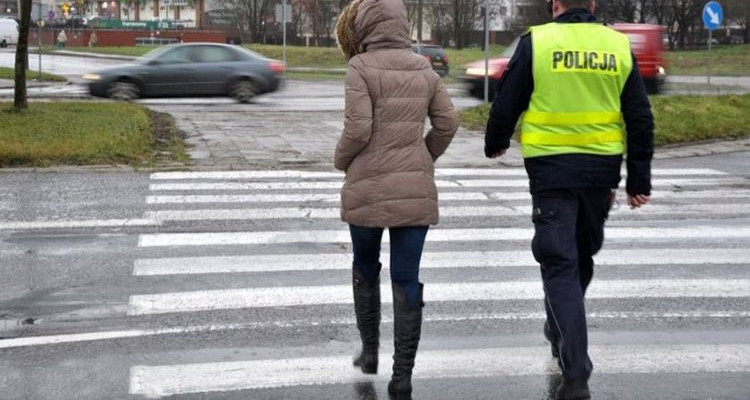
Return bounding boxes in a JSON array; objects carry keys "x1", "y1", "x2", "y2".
[{"x1": 521, "y1": 23, "x2": 633, "y2": 158}]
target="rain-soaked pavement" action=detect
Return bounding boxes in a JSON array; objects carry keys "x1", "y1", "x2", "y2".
[{"x1": 1, "y1": 50, "x2": 750, "y2": 399}]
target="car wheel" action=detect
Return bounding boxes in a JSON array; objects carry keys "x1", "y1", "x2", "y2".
[
  {"x1": 107, "y1": 80, "x2": 140, "y2": 101},
  {"x1": 231, "y1": 80, "x2": 258, "y2": 103},
  {"x1": 0, "y1": 40, "x2": 6, "y2": 48}
]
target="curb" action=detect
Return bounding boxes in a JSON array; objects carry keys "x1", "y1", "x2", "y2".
[
  {"x1": 1, "y1": 138, "x2": 748, "y2": 174},
  {"x1": 0, "y1": 79, "x2": 69, "y2": 90}
]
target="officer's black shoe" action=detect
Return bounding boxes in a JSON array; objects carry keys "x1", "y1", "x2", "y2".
[
  {"x1": 544, "y1": 321, "x2": 560, "y2": 358},
  {"x1": 555, "y1": 377, "x2": 591, "y2": 400}
]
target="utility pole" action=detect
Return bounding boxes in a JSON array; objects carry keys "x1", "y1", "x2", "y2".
[
  {"x1": 282, "y1": 0, "x2": 288, "y2": 75},
  {"x1": 37, "y1": 3, "x2": 42, "y2": 81},
  {"x1": 483, "y1": 0, "x2": 490, "y2": 102},
  {"x1": 417, "y1": 0, "x2": 423, "y2": 42}
]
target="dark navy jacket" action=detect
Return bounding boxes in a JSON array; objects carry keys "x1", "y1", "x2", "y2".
[{"x1": 484, "y1": 8, "x2": 654, "y2": 196}]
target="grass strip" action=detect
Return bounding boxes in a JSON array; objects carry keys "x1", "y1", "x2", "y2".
[
  {"x1": 0, "y1": 67, "x2": 66, "y2": 82},
  {"x1": 458, "y1": 94, "x2": 750, "y2": 146},
  {"x1": 0, "y1": 101, "x2": 186, "y2": 167},
  {"x1": 664, "y1": 44, "x2": 750, "y2": 76}
]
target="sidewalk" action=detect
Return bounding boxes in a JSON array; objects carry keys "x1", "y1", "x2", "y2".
[{"x1": 0, "y1": 78, "x2": 67, "y2": 89}]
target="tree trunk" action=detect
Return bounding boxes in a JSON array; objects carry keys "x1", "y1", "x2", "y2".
[{"x1": 14, "y1": 0, "x2": 32, "y2": 111}]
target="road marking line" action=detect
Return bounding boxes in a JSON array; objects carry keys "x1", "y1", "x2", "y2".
[
  {"x1": 144, "y1": 190, "x2": 750, "y2": 205},
  {"x1": 149, "y1": 180, "x2": 466, "y2": 191},
  {"x1": 148, "y1": 177, "x2": 744, "y2": 191},
  {"x1": 437, "y1": 168, "x2": 727, "y2": 177},
  {"x1": 149, "y1": 168, "x2": 726, "y2": 180},
  {"x1": 137, "y1": 226, "x2": 750, "y2": 247},
  {"x1": 144, "y1": 205, "x2": 525, "y2": 222},
  {"x1": 151, "y1": 171, "x2": 343, "y2": 180},
  {"x1": 127, "y1": 279, "x2": 750, "y2": 315},
  {"x1": 0, "y1": 218, "x2": 160, "y2": 230},
  {"x1": 132, "y1": 248, "x2": 750, "y2": 276},
  {"x1": 516, "y1": 203, "x2": 750, "y2": 216},
  {"x1": 458, "y1": 178, "x2": 745, "y2": 188},
  {"x1": 145, "y1": 202, "x2": 750, "y2": 222},
  {"x1": 145, "y1": 192, "x2": 487, "y2": 204},
  {"x1": 489, "y1": 189, "x2": 750, "y2": 201},
  {"x1": 2, "y1": 311, "x2": 747, "y2": 350},
  {"x1": 129, "y1": 344, "x2": 750, "y2": 397}
]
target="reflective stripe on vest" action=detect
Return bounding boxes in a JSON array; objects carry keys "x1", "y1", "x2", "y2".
[{"x1": 521, "y1": 23, "x2": 633, "y2": 158}]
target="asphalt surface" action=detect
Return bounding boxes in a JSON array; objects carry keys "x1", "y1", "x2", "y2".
[{"x1": 1, "y1": 50, "x2": 750, "y2": 399}]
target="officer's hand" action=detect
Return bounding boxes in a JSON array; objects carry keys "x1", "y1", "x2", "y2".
[
  {"x1": 627, "y1": 194, "x2": 650, "y2": 209},
  {"x1": 489, "y1": 149, "x2": 506, "y2": 158}
]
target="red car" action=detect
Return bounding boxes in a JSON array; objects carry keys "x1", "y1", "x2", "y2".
[{"x1": 463, "y1": 23, "x2": 667, "y2": 99}]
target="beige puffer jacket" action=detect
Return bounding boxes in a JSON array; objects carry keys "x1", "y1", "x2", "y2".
[{"x1": 334, "y1": 0, "x2": 458, "y2": 228}]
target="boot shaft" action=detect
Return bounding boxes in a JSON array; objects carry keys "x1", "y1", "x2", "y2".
[
  {"x1": 391, "y1": 283, "x2": 423, "y2": 375},
  {"x1": 353, "y1": 266, "x2": 381, "y2": 352}
]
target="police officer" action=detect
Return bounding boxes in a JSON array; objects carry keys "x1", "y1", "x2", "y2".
[{"x1": 484, "y1": 1, "x2": 654, "y2": 399}]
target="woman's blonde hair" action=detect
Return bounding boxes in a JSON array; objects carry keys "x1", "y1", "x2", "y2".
[{"x1": 335, "y1": 0, "x2": 365, "y2": 60}]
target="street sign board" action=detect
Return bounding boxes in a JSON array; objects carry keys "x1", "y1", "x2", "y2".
[{"x1": 703, "y1": 1, "x2": 724, "y2": 30}]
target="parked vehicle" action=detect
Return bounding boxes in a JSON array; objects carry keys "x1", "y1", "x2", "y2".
[
  {"x1": 82, "y1": 43, "x2": 285, "y2": 103},
  {"x1": 462, "y1": 23, "x2": 667, "y2": 99},
  {"x1": 412, "y1": 44, "x2": 449, "y2": 77},
  {"x1": 0, "y1": 17, "x2": 18, "y2": 48}
]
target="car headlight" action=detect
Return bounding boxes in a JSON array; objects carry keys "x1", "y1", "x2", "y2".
[
  {"x1": 82, "y1": 73, "x2": 102, "y2": 81},
  {"x1": 465, "y1": 67, "x2": 499, "y2": 77},
  {"x1": 657, "y1": 66, "x2": 666, "y2": 75}
]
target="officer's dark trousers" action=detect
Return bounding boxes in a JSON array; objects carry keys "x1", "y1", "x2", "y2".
[{"x1": 531, "y1": 188, "x2": 611, "y2": 380}]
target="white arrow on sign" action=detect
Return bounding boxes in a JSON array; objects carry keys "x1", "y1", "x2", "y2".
[{"x1": 707, "y1": 6, "x2": 720, "y2": 24}]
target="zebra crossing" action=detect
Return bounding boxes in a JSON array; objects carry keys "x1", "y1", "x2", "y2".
[{"x1": 126, "y1": 167, "x2": 750, "y2": 398}]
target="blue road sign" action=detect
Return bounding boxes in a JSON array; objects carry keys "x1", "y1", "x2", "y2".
[{"x1": 703, "y1": 1, "x2": 724, "y2": 30}]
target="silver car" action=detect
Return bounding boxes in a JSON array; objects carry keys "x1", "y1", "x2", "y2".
[{"x1": 83, "y1": 43, "x2": 285, "y2": 103}]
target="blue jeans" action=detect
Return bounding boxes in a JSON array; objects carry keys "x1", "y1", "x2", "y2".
[{"x1": 349, "y1": 224, "x2": 429, "y2": 306}]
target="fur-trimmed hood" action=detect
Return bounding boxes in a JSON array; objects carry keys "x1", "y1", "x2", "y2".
[{"x1": 336, "y1": 0, "x2": 411, "y2": 59}]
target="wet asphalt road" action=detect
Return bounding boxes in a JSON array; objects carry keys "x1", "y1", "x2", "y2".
[{"x1": 1, "y1": 50, "x2": 750, "y2": 399}]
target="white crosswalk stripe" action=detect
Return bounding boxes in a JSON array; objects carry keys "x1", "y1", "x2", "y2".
[
  {"x1": 129, "y1": 344, "x2": 750, "y2": 397},
  {"x1": 126, "y1": 167, "x2": 750, "y2": 397}
]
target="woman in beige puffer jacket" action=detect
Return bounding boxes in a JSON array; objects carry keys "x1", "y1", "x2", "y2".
[{"x1": 334, "y1": 0, "x2": 458, "y2": 396}]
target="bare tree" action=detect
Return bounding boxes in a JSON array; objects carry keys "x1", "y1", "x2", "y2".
[
  {"x1": 635, "y1": 0, "x2": 650, "y2": 22},
  {"x1": 217, "y1": 0, "x2": 273, "y2": 43},
  {"x1": 429, "y1": 0, "x2": 452, "y2": 46},
  {"x1": 650, "y1": 0, "x2": 678, "y2": 49},
  {"x1": 724, "y1": 0, "x2": 750, "y2": 43},
  {"x1": 451, "y1": 0, "x2": 480, "y2": 48},
  {"x1": 599, "y1": 0, "x2": 638, "y2": 22},
  {"x1": 512, "y1": 0, "x2": 549, "y2": 32},
  {"x1": 298, "y1": 0, "x2": 337, "y2": 46},
  {"x1": 671, "y1": 0, "x2": 701, "y2": 49},
  {"x1": 14, "y1": 0, "x2": 32, "y2": 111}
]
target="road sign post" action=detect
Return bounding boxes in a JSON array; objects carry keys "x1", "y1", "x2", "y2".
[
  {"x1": 703, "y1": 1, "x2": 724, "y2": 85},
  {"x1": 282, "y1": 0, "x2": 288, "y2": 76},
  {"x1": 36, "y1": 19, "x2": 44, "y2": 81},
  {"x1": 483, "y1": 0, "x2": 489, "y2": 103}
]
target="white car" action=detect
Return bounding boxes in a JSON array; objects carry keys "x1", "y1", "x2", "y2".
[{"x1": 0, "y1": 18, "x2": 18, "y2": 48}]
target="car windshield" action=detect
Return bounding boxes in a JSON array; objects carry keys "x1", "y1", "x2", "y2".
[
  {"x1": 421, "y1": 46, "x2": 444, "y2": 57},
  {"x1": 137, "y1": 46, "x2": 176, "y2": 64},
  {"x1": 501, "y1": 37, "x2": 520, "y2": 57}
]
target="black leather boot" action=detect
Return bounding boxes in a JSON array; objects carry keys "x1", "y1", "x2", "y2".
[
  {"x1": 352, "y1": 266, "x2": 381, "y2": 374},
  {"x1": 387, "y1": 283, "x2": 423, "y2": 398}
]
